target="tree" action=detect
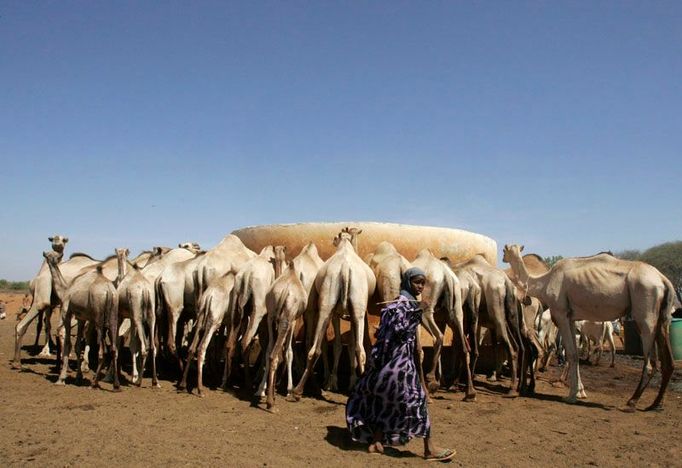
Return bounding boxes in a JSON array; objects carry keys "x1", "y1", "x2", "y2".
[
  {"x1": 615, "y1": 249, "x2": 642, "y2": 261},
  {"x1": 543, "y1": 255, "x2": 564, "y2": 268},
  {"x1": 639, "y1": 242, "x2": 682, "y2": 301}
]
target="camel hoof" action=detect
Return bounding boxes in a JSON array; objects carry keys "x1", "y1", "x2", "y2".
[
  {"x1": 645, "y1": 404, "x2": 663, "y2": 412},
  {"x1": 153, "y1": 382, "x2": 161, "y2": 389},
  {"x1": 177, "y1": 383, "x2": 186, "y2": 391},
  {"x1": 610, "y1": 364, "x2": 615, "y2": 368},
  {"x1": 38, "y1": 350, "x2": 54, "y2": 358},
  {"x1": 286, "y1": 392, "x2": 302, "y2": 402},
  {"x1": 266, "y1": 405, "x2": 279, "y2": 414},
  {"x1": 197, "y1": 391, "x2": 205, "y2": 398},
  {"x1": 578, "y1": 391, "x2": 588, "y2": 399},
  {"x1": 54, "y1": 380, "x2": 66, "y2": 386},
  {"x1": 11, "y1": 361, "x2": 23, "y2": 370},
  {"x1": 112, "y1": 387, "x2": 122, "y2": 393},
  {"x1": 620, "y1": 405, "x2": 637, "y2": 413},
  {"x1": 562, "y1": 396, "x2": 577, "y2": 404},
  {"x1": 486, "y1": 375, "x2": 497, "y2": 383},
  {"x1": 463, "y1": 393, "x2": 477, "y2": 402}
]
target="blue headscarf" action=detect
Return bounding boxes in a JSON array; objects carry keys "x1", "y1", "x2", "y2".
[{"x1": 400, "y1": 267, "x2": 426, "y2": 301}]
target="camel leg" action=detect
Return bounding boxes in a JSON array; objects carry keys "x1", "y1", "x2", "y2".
[
  {"x1": 222, "y1": 314, "x2": 241, "y2": 390},
  {"x1": 324, "y1": 314, "x2": 343, "y2": 392},
  {"x1": 130, "y1": 324, "x2": 141, "y2": 386},
  {"x1": 179, "y1": 310, "x2": 205, "y2": 392},
  {"x1": 256, "y1": 314, "x2": 275, "y2": 399},
  {"x1": 449, "y1": 313, "x2": 475, "y2": 401},
  {"x1": 56, "y1": 307, "x2": 73, "y2": 385},
  {"x1": 266, "y1": 317, "x2": 290, "y2": 410},
  {"x1": 468, "y1": 311, "x2": 480, "y2": 385},
  {"x1": 74, "y1": 320, "x2": 86, "y2": 385},
  {"x1": 196, "y1": 320, "x2": 220, "y2": 397},
  {"x1": 496, "y1": 324, "x2": 519, "y2": 396},
  {"x1": 554, "y1": 313, "x2": 583, "y2": 403},
  {"x1": 285, "y1": 326, "x2": 296, "y2": 396},
  {"x1": 608, "y1": 328, "x2": 616, "y2": 368},
  {"x1": 351, "y1": 303, "x2": 367, "y2": 384},
  {"x1": 646, "y1": 319, "x2": 674, "y2": 411},
  {"x1": 421, "y1": 310, "x2": 443, "y2": 393},
  {"x1": 13, "y1": 304, "x2": 49, "y2": 367},
  {"x1": 134, "y1": 317, "x2": 148, "y2": 386},
  {"x1": 291, "y1": 308, "x2": 332, "y2": 400},
  {"x1": 626, "y1": 319, "x2": 656, "y2": 410}
]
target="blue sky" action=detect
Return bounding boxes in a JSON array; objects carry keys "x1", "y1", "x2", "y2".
[{"x1": 1, "y1": 1, "x2": 680, "y2": 280}]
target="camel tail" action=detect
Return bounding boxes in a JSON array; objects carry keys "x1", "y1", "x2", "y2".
[
  {"x1": 142, "y1": 287, "x2": 154, "y2": 322},
  {"x1": 340, "y1": 264, "x2": 351, "y2": 313},
  {"x1": 237, "y1": 273, "x2": 252, "y2": 312}
]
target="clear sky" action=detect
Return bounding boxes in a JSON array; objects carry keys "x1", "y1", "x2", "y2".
[{"x1": 1, "y1": 2, "x2": 680, "y2": 280}]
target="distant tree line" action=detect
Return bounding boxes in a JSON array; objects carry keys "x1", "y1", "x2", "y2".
[
  {"x1": 0, "y1": 279, "x2": 30, "y2": 291},
  {"x1": 544, "y1": 241, "x2": 682, "y2": 302}
]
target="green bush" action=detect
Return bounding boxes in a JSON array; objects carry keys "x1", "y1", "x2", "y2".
[{"x1": 0, "y1": 279, "x2": 30, "y2": 291}]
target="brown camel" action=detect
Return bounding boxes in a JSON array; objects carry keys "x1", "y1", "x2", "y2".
[{"x1": 503, "y1": 244, "x2": 676, "y2": 410}]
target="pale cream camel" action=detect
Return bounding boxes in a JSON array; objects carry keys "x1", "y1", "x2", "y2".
[
  {"x1": 455, "y1": 254, "x2": 523, "y2": 396},
  {"x1": 441, "y1": 258, "x2": 482, "y2": 392},
  {"x1": 43, "y1": 251, "x2": 120, "y2": 389},
  {"x1": 115, "y1": 248, "x2": 158, "y2": 387},
  {"x1": 264, "y1": 261, "x2": 308, "y2": 411},
  {"x1": 575, "y1": 320, "x2": 616, "y2": 368},
  {"x1": 412, "y1": 249, "x2": 475, "y2": 399},
  {"x1": 156, "y1": 235, "x2": 255, "y2": 367},
  {"x1": 535, "y1": 308, "x2": 559, "y2": 371},
  {"x1": 233, "y1": 246, "x2": 279, "y2": 393},
  {"x1": 366, "y1": 241, "x2": 412, "y2": 303},
  {"x1": 13, "y1": 248, "x2": 115, "y2": 367},
  {"x1": 178, "y1": 272, "x2": 236, "y2": 396},
  {"x1": 292, "y1": 231, "x2": 376, "y2": 398},
  {"x1": 503, "y1": 244, "x2": 676, "y2": 410}
]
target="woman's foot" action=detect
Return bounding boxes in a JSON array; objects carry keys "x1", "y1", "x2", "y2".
[
  {"x1": 368, "y1": 441, "x2": 384, "y2": 454},
  {"x1": 424, "y1": 447, "x2": 456, "y2": 462}
]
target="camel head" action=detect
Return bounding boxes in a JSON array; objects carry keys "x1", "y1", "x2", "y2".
[
  {"x1": 48, "y1": 235, "x2": 69, "y2": 254},
  {"x1": 502, "y1": 244, "x2": 524, "y2": 264},
  {"x1": 115, "y1": 248, "x2": 130, "y2": 260},
  {"x1": 178, "y1": 242, "x2": 202, "y2": 253},
  {"x1": 272, "y1": 245, "x2": 287, "y2": 277},
  {"x1": 333, "y1": 231, "x2": 353, "y2": 248},
  {"x1": 42, "y1": 250, "x2": 61, "y2": 267}
]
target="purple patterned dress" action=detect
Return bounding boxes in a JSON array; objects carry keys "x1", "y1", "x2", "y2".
[{"x1": 346, "y1": 295, "x2": 430, "y2": 446}]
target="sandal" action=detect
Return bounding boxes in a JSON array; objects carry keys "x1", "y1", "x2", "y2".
[{"x1": 425, "y1": 448, "x2": 456, "y2": 462}]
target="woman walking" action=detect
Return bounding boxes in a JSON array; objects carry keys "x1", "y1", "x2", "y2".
[{"x1": 346, "y1": 267, "x2": 456, "y2": 461}]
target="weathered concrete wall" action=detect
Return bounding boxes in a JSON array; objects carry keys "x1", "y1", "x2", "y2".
[{"x1": 232, "y1": 221, "x2": 497, "y2": 265}]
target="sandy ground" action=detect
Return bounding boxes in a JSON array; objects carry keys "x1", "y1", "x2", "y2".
[{"x1": 1, "y1": 290, "x2": 681, "y2": 467}]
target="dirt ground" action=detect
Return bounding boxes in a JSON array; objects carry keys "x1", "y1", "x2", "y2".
[{"x1": 1, "y1": 290, "x2": 681, "y2": 467}]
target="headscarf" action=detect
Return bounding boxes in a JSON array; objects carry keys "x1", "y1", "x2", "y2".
[{"x1": 400, "y1": 267, "x2": 426, "y2": 301}]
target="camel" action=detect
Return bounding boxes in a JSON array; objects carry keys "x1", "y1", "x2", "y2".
[
  {"x1": 42, "y1": 251, "x2": 120, "y2": 389},
  {"x1": 292, "y1": 230, "x2": 376, "y2": 398},
  {"x1": 412, "y1": 249, "x2": 475, "y2": 399},
  {"x1": 517, "y1": 296, "x2": 545, "y2": 394},
  {"x1": 503, "y1": 243, "x2": 676, "y2": 410},
  {"x1": 178, "y1": 272, "x2": 236, "y2": 396},
  {"x1": 366, "y1": 241, "x2": 412, "y2": 303},
  {"x1": 535, "y1": 308, "x2": 559, "y2": 372},
  {"x1": 232, "y1": 246, "x2": 279, "y2": 393},
  {"x1": 13, "y1": 244, "x2": 112, "y2": 368},
  {"x1": 115, "y1": 248, "x2": 158, "y2": 387},
  {"x1": 20, "y1": 236, "x2": 69, "y2": 356},
  {"x1": 441, "y1": 258, "x2": 482, "y2": 392},
  {"x1": 264, "y1": 261, "x2": 308, "y2": 411},
  {"x1": 156, "y1": 235, "x2": 255, "y2": 368},
  {"x1": 575, "y1": 320, "x2": 616, "y2": 368},
  {"x1": 455, "y1": 254, "x2": 523, "y2": 396}
]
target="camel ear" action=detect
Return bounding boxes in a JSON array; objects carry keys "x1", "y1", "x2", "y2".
[
  {"x1": 63, "y1": 237, "x2": 69, "y2": 243},
  {"x1": 520, "y1": 245, "x2": 525, "y2": 252},
  {"x1": 48, "y1": 237, "x2": 54, "y2": 242},
  {"x1": 125, "y1": 248, "x2": 130, "y2": 256},
  {"x1": 357, "y1": 229, "x2": 362, "y2": 235},
  {"x1": 522, "y1": 295, "x2": 532, "y2": 306},
  {"x1": 43, "y1": 251, "x2": 49, "y2": 258}
]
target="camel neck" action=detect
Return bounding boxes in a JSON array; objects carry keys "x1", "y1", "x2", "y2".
[
  {"x1": 46, "y1": 262, "x2": 68, "y2": 303},
  {"x1": 509, "y1": 254, "x2": 548, "y2": 299},
  {"x1": 117, "y1": 256, "x2": 127, "y2": 285}
]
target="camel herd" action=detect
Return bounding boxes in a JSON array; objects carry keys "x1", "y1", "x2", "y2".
[{"x1": 10, "y1": 229, "x2": 677, "y2": 413}]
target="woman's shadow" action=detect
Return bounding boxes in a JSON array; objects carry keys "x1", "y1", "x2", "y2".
[{"x1": 325, "y1": 426, "x2": 419, "y2": 459}]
